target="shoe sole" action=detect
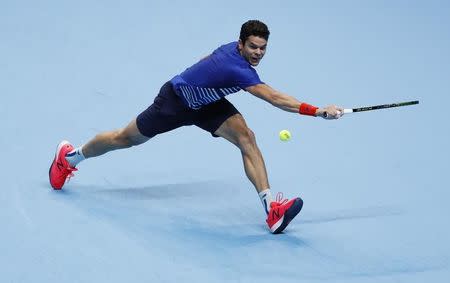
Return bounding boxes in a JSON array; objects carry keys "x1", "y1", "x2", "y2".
[
  {"x1": 272, "y1": 197, "x2": 303, "y2": 234},
  {"x1": 49, "y1": 140, "x2": 70, "y2": 190}
]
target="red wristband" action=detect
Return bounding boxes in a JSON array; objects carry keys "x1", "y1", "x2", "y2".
[{"x1": 299, "y1": 103, "x2": 318, "y2": 116}]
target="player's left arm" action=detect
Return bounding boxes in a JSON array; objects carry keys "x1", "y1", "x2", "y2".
[{"x1": 245, "y1": 83, "x2": 343, "y2": 119}]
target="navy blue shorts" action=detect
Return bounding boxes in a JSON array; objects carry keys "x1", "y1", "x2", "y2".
[{"x1": 136, "y1": 82, "x2": 240, "y2": 138}]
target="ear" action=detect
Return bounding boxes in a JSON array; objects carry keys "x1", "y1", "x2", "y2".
[{"x1": 238, "y1": 39, "x2": 244, "y2": 51}]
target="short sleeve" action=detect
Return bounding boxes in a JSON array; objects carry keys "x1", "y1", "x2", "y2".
[{"x1": 233, "y1": 66, "x2": 264, "y2": 89}]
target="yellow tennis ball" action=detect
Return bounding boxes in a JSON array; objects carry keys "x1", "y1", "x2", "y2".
[{"x1": 279, "y1": 130, "x2": 291, "y2": 141}]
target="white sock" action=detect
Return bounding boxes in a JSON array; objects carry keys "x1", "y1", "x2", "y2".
[
  {"x1": 258, "y1": 189, "x2": 273, "y2": 215},
  {"x1": 65, "y1": 146, "x2": 86, "y2": 167}
]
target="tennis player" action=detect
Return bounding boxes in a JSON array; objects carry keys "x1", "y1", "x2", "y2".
[{"x1": 49, "y1": 20, "x2": 344, "y2": 233}]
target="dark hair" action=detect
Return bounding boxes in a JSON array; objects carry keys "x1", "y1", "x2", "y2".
[{"x1": 239, "y1": 20, "x2": 270, "y2": 43}]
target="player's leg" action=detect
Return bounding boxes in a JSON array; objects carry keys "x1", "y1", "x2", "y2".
[
  {"x1": 214, "y1": 113, "x2": 303, "y2": 233},
  {"x1": 79, "y1": 81, "x2": 186, "y2": 161},
  {"x1": 213, "y1": 113, "x2": 269, "y2": 193},
  {"x1": 82, "y1": 118, "x2": 149, "y2": 158},
  {"x1": 49, "y1": 118, "x2": 150, "y2": 190},
  {"x1": 194, "y1": 99, "x2": 269, "y2": 193},
  {"x1": 195, "y1": 99, "x2": 303, "y2": 233},
  {"x1": 49, "y1": 81, "x2": 190, "y2": 190},
  {"x1": 195, "y1": 100, "x2": 273, "y2": 215}
]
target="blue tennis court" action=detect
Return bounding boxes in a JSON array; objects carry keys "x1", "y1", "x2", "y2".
[{"x1": 1, "y1": 1, "x2": 449, "y2": 282}]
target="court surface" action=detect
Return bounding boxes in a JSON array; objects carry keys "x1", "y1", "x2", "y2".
[{"x1": 1, "y1": 1, "x2": 449, "y2": 282}]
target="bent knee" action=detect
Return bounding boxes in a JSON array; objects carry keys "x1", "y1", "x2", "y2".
[{"x1": 236, "y1": 128, "x2": 257, "y2": 150}]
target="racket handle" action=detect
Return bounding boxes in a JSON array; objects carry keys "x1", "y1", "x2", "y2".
[
  {"x1": 343, "y1": 109, "x2": 353, "y2": 114},
  {"x1": 323, "y1": 109, "x2": 346, "y2": 118}
]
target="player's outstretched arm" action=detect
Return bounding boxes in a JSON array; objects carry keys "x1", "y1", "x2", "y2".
[{"x1": 245, "y1": 83, "x2": 343, "y2": 119}]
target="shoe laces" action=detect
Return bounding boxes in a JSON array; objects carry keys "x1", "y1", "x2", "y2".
[{"x1": 273, "y1": 192, "x2": 288, "y2": 206}]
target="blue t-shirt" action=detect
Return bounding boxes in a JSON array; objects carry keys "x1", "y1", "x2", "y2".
[{"x1": 170, "y1": 41, "x2": 263, "y2": 109}]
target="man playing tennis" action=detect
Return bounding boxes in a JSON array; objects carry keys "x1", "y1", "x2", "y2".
[{"x1": 49, "y1": 20, "x2": 344, "y2": 234}]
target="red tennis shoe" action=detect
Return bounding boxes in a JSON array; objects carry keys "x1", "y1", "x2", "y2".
[
  {"x1": 266, "y1": 193, "x2": 303, "y2": 234},
  {"x1": 49, "y1": 140, "x2": 77, "y2": 190}
]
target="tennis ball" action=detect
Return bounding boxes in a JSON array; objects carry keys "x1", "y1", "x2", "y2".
[{"x1": 279, "y1": 130, "x2": 291, "y2": 141}]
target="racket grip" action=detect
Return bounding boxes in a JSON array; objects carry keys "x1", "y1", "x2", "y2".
[
  {"x1": 323, "y1": 109, "x2": 349, "y2": 118},
  {"x1": 343, "y1": 109, "x2": 353, "y2": 114}
]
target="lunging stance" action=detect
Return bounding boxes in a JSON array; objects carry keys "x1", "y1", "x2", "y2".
[{"x1": 49, "y1": 20, "x2": 344, "y2": 233}]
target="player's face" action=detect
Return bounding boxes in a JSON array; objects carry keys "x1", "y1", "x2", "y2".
[{"x1": 238, "y1": 35, "x2": 267, "y2": 66}]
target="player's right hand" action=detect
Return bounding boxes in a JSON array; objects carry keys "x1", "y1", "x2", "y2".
[{"x1": 318, "y1": 105, "x2": 344, "y2": 119}]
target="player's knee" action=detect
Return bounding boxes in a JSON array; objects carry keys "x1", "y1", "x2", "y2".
[{"x1": 237, "y1": 127, "x2": 257, "y2": 152}]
